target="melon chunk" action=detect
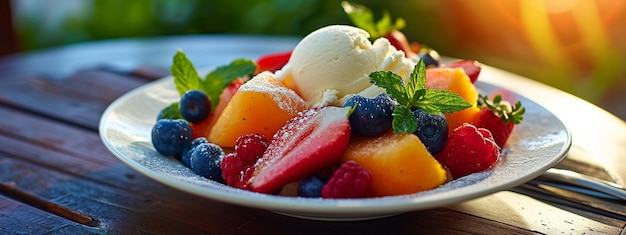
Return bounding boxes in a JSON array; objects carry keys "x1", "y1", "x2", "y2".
[
  {"x1": 426, "y1": 68, "x2": 480, "y2": 132},
  {"x1": 341, "y1": 132, "x2": 447, "y2": 197},
  {"x1": 208, "y1": 72, "x2": 307, "y2": 147}
]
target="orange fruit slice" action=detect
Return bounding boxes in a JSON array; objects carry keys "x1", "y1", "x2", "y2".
[
  {"x1": 426, "y1": 68, "x2": 480, "y2": 132},
  {"x1": 208, "y1": 72, "x2": 307, "y2": 147},
  {"x1": 341, "y1": 132, "x2": 447, "y2": 197}
]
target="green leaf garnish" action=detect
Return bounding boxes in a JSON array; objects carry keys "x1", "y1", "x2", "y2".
[
  {"x1": 368, "y1": 71, "x2": 408, "y2": 103},
  {"x1": 478, "y1": 94, "x2": 526, "y2": 124},
  {"x1": 417, "y1": 89, "x2": 475, "y2": 114},
  {"x1": 170, "y1": 50, "x2": 256, "y2": 110},
  {"x1": 369, "y1": 59, "x2": 472, "y2": 134},
  {"x1": 203, "y1": 58, "x2": 256, "y2": 109},
  {"x1": 157, "y1": 102, "x2": 183, "y2": 120},
  {"x1": 391, "y1": 105, "x2": 418, "y2": 134},
  {"x1": 171, "y1": 50, "x2": 202, "y2": 96},
  {"x1": 341, "y1": 1, "x2": 405, "y2": 39}
]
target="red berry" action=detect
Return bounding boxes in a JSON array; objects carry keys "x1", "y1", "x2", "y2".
[
  {"x1": 221, "y1": 134, "x2": 269, "y2": 189},
  {"x1": 220, "y1": 153, "x2": 250, "y2": 189},
  {"x1": 383, "y1": 30, "x2": 416, "y2": 58},
  {"x1": 235, "y1": 134, "x2": 269, "y2": 163},
  {"x1": 247, "y1": 106, "x2": 352, "y2": 193},
  {"x1": 321, "y1": 161, "x2": 372, "y2": 198},
  {"x1": 476, "y1": 108, "x2": 514, "y2": 147},
  {"x1": 255, "y1": 50, "x2": 292, "y2": 74},
  {"x1": 475, "y1": 94, "x2": 525, "y2": 147},
  {"x1": 447, "y1": 60, "x2": 482, "y2": 83},
  {"x1": 435, "y1": 123, "x2": 500, "y2": 179},
  {"x1": 190, "y1": 118, "x2": 212, "y2": 140}
]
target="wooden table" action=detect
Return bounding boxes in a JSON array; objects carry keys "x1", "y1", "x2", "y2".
[{"x1": 1, "y1": 35, "x2": 625, "y2": 234}]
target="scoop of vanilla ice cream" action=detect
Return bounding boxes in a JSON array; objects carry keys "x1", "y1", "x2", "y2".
[{"x1": 276, "y1": 25, "x2": 416, "y2": 107}]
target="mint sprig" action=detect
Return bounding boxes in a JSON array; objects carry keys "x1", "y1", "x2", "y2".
[
  {"x1": 171, "y1": 50, "x2": 202, "y2": 96},
  {"x1": 369, "y1": 60, "x2": 472, "y2": 134},
  {"x1": 341, "y1": 1, "x2": 405, "y2": 39},
  {"x1": 203, "y1": 58, "x2": 256, "y2": 109},
  {"x1": 170, "y1": 50, "x2": 256, "y2": 110}
]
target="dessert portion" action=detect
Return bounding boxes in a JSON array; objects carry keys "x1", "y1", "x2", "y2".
[
  {"x1": 276, "y1": 25, "x2": 414, "y2": 107},
  {"x1": 150, "y1": 2, "x2": 525, "y2": 199}
]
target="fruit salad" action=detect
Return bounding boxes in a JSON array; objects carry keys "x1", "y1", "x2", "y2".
[{"x1": 150, "y1": 2, "x2": 525, "y2": 199}]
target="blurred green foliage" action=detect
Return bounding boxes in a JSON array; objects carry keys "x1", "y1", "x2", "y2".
[
  {"x1": 13, "y1": 0, "x2": 626, "y2": 118},
  {"x1": 15, "y1": 0, "x2": 422, "y2": 52}
]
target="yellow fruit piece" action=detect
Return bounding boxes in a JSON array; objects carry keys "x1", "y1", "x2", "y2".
[
  {"x1": 445, "y1": 106, "x2": 481, "y2": 135},
  {"x1": 208, "y1": 72, "x2": 307, "y2": 147},
  {"x1": 425, "y1": 68, "x2": 480, "y2": 132},
  {"x1": 341, "y1": 132, "x2": 447, "y2": 197}
]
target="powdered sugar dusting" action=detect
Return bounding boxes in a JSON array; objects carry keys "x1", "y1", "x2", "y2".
[
  {"x1": 260, "y1": 108, "x2": 319, "y2": 165},
  {"x1": 240, "y1": 71, "x2": 306, "y2": 115}
]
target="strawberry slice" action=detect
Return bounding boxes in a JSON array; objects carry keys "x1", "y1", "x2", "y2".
[
  {"x1": 254, "y1": 50, "x2": 292, "y2": 74},
  {"x1": 248, "y1": 106, "x2": 351, "y2": 193},
  {"x1": 383, "y1": 30, "x2": 416, "y2": 58},
  {"x1": 435, "y1": 123, "x2": 500, "y2": 178},
  {"x1": 475, "y1": 94, "x2": 525, "y2": 147},
  {"x1": 447, "y1": 60, "x2": 482, "y2": 83}
]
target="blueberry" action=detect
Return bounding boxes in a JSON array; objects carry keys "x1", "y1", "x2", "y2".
[
  {"x1": 179, "y1": 90, "x2": 212, "y2": 123},
  {"x1": 343, "y1": 93, "x2": 395, "y2": 136},
  {"x1": 190, "y1": 143, "x2": 225, "y2": 183},
  {"x1": 413, "y1": 109, "x2": 448, "y2": 155},
  {"x1": 298, "y1": 175, "x2": 327, "y2": 198},
  {"x1": 151, "y1": 119, "x2": 193, "y2": 157},
  {"x1": 418, "y1": 49, "x2": 441, "y2": 68},
  {"x1": 181, "y1": 137, "x2": 209, "y2": 167}
]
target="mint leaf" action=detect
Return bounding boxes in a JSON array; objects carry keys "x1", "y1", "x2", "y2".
[
  {"x1": 407, "y1": 60, "x2": 426, "y2": 94},
  {"x1": 392, "y1": 105, "x2": 418, "y2": 134},
  {"x1": 405, "y1": 60, "x2": 427, "y2": 104},
  {"x1": 369, "y1": 71, "x2": 409, "y2": 104},
  {"x1": 157, "y1": 102, "x2": 183, "y2": 120},
  {"x1": 369, "y1": 59, "x2": 472, "y2": 134},
  {"x1": 203, "y1": 59, "x2": 256, "y2": 109},
  {"x1": 171, "y1": 50, "x2": 202, "y2": 96},
  {"x1": 375, "y1": 11, "x2": 405, "y2": 38},
  {"x1": 416, "y1": 89, "x2": 472, "y2": 113},
  {"x1": 342, "y1": 1, "x2": 378, "y2": 37},
  {"x1": 342, "y1": 1, "x2": 405, "y2": 39}
]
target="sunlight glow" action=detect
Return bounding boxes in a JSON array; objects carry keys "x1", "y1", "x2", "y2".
[{"x1": 544, "y1": 0, "x2": 581, "y2": 13}]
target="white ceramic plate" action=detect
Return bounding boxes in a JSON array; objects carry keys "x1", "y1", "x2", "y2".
[{"x1": 99, "y1": 68, "x2": 571, "y2": 221}]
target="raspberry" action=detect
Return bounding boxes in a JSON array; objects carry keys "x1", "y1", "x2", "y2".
[
  {"x1": 220, "y1": 153, "x2": 257, "y2": 190},
  {"x1": 435, "y1": 123, "x2": 500, "y2": 179},
  {"x1": 220, "y1": 134, "x2": 269, "y2": 190},
  {"x1": 321, "y1": 161, "x2": 372, "y2": 198},
  {"x1": 220, "y1": 153, "x2": 248, "y2": 188},
  {"x1": 235, "y1": 134, "x2": 269, "y2": 163}
]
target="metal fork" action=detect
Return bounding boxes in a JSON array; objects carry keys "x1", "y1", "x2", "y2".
[
  {"x1": 512, "y1": 168, "x2": 626, "y2": 220},
  {"x1": 536, "y1": 168, "x2": 626, "y2": 201}
]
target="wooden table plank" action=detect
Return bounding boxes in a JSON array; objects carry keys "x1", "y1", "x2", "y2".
[
  {"x1": 0, "y1": 195, "x2": 100, "y2": 234},
  {"x1": 0, "y1": 69, "x2": 153, "y2": 130},
  {"x1": 448, "y1": 191, "x2": 624, "y2": 234}
]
